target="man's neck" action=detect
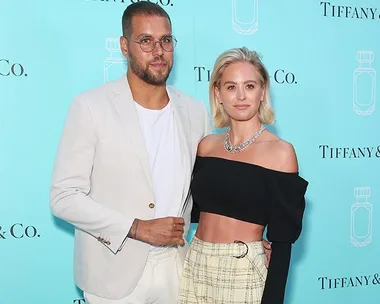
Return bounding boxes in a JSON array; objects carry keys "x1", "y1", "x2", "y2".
[{"x1": 127, "y1": 71, "x2": 169, "y2": 110}]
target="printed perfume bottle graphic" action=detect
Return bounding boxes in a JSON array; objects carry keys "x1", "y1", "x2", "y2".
[
  {"x1": 232, "y1": 0, "x2": 258, "y2": 35},
  {"x1": 350, "y1": 187, "x2": 372, "y2": 247},
  {"x1": 103, "y1": 38, "x2": 126, "y2": 82},
  {"x1": 353, "y1": 51, "x2": 376, "y2": 115}
]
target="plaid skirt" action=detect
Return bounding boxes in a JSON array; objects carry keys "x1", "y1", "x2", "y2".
[{"x1": 178, "y1": 236, "x2": 267, "y2": 304}]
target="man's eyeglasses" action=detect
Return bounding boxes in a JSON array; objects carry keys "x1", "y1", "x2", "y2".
[{"x1": 131, "y1": 35, "x2": 177, "y2": 52}]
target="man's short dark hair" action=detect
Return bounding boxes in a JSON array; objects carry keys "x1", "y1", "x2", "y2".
[{"x1": 122, "y1": 2, "x2": 171, "y2": 38}]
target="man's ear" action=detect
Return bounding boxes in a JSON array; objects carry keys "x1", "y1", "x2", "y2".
[{"x1": 120, "y1": 36, "x2": 129, "y2": 58}]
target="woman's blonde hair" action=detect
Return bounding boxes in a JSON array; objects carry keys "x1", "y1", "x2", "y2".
[{"x1": 209, "y1": 47, "x2": 275, "y2": 128}]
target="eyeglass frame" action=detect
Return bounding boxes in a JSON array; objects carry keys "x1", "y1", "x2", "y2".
[{"x1": 125, "y1": 35, "x2": 177, "y2": 53}]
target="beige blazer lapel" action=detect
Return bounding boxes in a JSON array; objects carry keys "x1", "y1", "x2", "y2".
[
  {"x1": 168, "y1": 87, "x2": 193, "y2": 215},
  {"x1": 108, "y1": 77, "x2": 154, "y2": 192}
]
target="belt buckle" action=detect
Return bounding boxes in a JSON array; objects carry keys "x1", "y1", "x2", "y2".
[{"x1": 233, "y1": 240, "x2": 248, "y2": 259}]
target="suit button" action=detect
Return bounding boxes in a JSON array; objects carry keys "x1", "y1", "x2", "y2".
[{"x1": 149, "y1": 203, "x2": 155, "y2": 209}]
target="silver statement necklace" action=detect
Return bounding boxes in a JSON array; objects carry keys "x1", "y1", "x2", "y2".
[{"x1": 224, "y1": 124, "x2": 266, "y2": 154}]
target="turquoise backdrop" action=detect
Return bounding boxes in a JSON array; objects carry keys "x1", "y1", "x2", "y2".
[{"x1": 1, "y1": 0, "x2": 379, "y2": 303}]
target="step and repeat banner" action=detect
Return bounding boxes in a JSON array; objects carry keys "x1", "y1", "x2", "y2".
[{"x1": 1, "y1": 0, "x2": 379, "y2": 303}]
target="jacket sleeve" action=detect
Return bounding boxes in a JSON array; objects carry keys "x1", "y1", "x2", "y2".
[{"x1": 50, "y1": 97, "x2": 135, "y2": 254}]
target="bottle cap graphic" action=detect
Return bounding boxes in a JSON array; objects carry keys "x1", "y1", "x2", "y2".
[
  {"x1": 354, "y1": 186, "x2": 370, "y2": 199},
  {"x1": 106, "y1": 38, "x2": 121, "y2": 58},
  {"x1": 356, "y1": 51, "x2": 374, "y2": 64}
]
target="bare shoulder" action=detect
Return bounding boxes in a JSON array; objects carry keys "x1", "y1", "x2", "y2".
[
  {"x1": 272, "y1": 139, "x2": 299, "y2": 173},
  {"x1": 258, "y1": 131, "x2": 298, "y2": 173},
  {"x1": 197, "y1": 133, "x2": 223, "y2": 156}
]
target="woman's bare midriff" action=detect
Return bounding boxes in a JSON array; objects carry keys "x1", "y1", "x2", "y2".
[{"x1": 195, "y1": 212, "x2": 264, "y2": 243}]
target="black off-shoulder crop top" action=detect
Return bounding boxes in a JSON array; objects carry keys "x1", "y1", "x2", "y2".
[{"x1": 190, "y1": 156, "x2": 308, "y2": 304}]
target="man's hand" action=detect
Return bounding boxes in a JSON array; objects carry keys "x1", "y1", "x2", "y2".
[
  {"x1": 133, "y1": 217, "x2": 185, "y2": 246},
  {"x1": 262, "y1": 239, "x2": 272, "y2": 268}
]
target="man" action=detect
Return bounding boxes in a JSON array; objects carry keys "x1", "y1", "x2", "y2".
[
  {"x1": 50, "y1": 2, "x2": 270, "y2": 303},
  {"x1": 51, "y1": 3, "x2": 209, "y2": 303}
]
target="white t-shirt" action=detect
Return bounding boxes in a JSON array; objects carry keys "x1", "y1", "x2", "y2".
[{"x1": 135, "y1": 101, "x2": 184, "y2": 223}]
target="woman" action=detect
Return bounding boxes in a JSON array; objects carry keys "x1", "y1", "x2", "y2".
[{"x1": 178, "y1": 47, "x2": 308, "y2": 304}]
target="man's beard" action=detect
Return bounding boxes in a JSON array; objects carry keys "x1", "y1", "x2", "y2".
[{"x1": 128, "y1": 52, "x2": 172, "y2": 86}]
